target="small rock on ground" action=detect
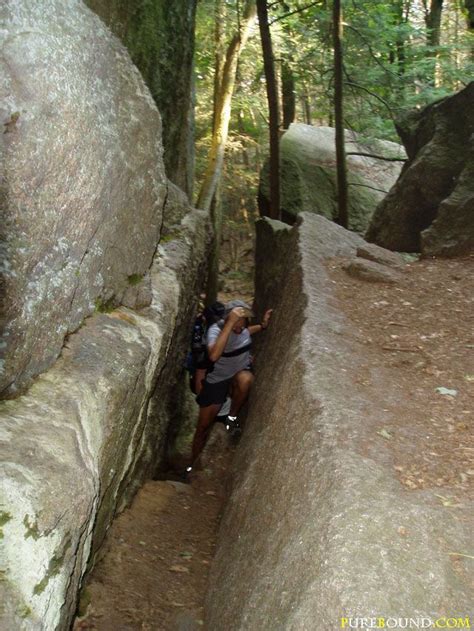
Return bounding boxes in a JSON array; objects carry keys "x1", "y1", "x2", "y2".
[
  {"x1": 343, "y1": 258, "x2": 402, "y2": 283},
  {"x1": 357, "y1": 243, "x2": 405, "y2": 268}
]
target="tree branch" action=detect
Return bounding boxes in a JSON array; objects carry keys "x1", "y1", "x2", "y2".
[
  {"x1": 344, "y1": 80, "x2": 396, "y2": 119},
  {"x1": 269, "y1": 1, "x2": 323, "y2": 24},
  {"x1": 346, "y1": 151, "x2": 406, "y2": 162},
  {"x1": 344, "y1": 23, "x2": 401, "y2": 79},
  {"x1": 347, "y1": 181, "x2": 390, "y2": 194}
]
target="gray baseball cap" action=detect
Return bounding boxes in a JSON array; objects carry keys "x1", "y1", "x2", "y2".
[{"x1": 224, "y1": 299, "x2": 254, "y2": 318}]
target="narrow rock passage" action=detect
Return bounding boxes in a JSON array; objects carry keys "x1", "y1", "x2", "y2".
[{"x1": 73, "y1": 426, "x2": 234, "y2": 631}]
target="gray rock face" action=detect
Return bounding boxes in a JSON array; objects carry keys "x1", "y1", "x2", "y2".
[
  {"x1": 366, "y1": 82, "x2": 474, "y2": 255},
  {"x1": 258, "y1": 124, "x2": 405, "y2": 232},
  {"x1": 0, "y1": 0, "x2": 167, "y2": 397},
  {"x1": 206, "y1": 212, "x2": 472, "y2": 630},
  {"x1": 0, "y1": 210, "x2": 211, "y2": 631},
  {"x1": 422, "y1": 140, "x2": 474, "y2": 257}
]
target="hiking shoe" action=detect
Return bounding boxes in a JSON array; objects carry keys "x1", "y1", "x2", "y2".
[{"x1": 225, "y1": 415, "x2": 240, "y2": 431}]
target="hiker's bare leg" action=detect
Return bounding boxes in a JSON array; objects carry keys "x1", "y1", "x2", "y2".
[
  {"x1": 194, "y1": 368, "x2": 206, "y2": 395},
  {"x1": 191, "y1": 403, "x2": 221, "y2": 463},
  {"x1": 230, "y1": 370, "x2": 254, "y2": 417}
]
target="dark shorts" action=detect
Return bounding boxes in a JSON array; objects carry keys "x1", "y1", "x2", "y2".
[{"x1": 196, "y1": 378, "x2": 232, "y2": 408}]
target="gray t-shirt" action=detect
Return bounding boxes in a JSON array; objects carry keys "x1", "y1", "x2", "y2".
[{"x1": 205, "y1": 323, "x2": 251, "y2": 384}]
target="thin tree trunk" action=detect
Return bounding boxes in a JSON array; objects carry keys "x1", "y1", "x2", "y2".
[
  {"x1": 212, "y1": 0, "x2": 226, "y2": 134},
  {"x1": 196, "y1": 0, "x2": 257, "y2": 213},
  {"x1": 464, "y1": 0, "x2": 474, "y2": 58},
  {"x1": 257, "y1": 0, "x2": 280, "y2": 220},
  {"x1": 301, "y1": 82, "x2": 312, "y2": 124},
  {"x1": 206, "y1": 182, "x2": 223, "y2": 304},
  {"x1": 197, "y1": 0, "x2": 257, "y2": 303},
  {"x1": 425, "y1": 0, "x2": 444, "y2": 46},
  {"x1": 333, "y1": 0, "x2": 348, "y2": 228},
  {"x1": 281, "y1": 60, "x2": 296, "y2": 129},
  {"x1": 424, "y1": 0, "x2": 444, "y2": 84}
]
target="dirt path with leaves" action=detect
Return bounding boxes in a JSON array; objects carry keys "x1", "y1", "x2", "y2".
[
  {"x1": 329, "y1": 254, "x2": 474, "y2": 499},
  {"x1": 73, "y1": 426, "x2": 234, "y2": 631}
]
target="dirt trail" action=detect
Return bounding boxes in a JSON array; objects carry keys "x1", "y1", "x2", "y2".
[
  {"x1": 329, "y1": 254, "x2": 474, "y2": 497},
  {"x1": 73, "y1": 426, "x2": 234, "y2": 631}
]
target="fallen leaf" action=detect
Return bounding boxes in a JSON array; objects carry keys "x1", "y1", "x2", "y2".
[
  {"x1": 435, "y1": 494, "x2": 461, "y2": 507},
  {"x1": 377, "y1": 428, "x2": 393, "y2": 440},
  {"x1": 169, "y1": 565, "x2": 190, "y2": 573},
  {"x1": 435, "y1": 387, "x2": 458, "y2": 397}
]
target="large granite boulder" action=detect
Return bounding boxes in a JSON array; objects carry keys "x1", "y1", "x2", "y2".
[
  {"x1": 0, "y1": 0, "x2": 167, "y2": 397},
  {"x1": 366, "y1": 82, "x2": 474, "y2": 255},
  {"x1": 258, "y1": 124, "x2": 405, "y2": 232},
  {"x1": 0, "y1": 210, "x2": 210, "y2": 631},
  {"x1": 206, "y1": 213, "x2": 472, "y2": 630}
]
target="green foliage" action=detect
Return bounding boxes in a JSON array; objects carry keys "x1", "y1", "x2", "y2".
[{"x1": 194, "y1": 0, "x2": 473, "y2": 236}]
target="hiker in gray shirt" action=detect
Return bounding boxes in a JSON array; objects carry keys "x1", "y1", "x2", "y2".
[{"x1": 189, "y1": 299, "x2": 272, "y2": 470}]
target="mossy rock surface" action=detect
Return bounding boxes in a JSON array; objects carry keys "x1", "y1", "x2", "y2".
[{"x1": 85, "y1": 0, "x2": 197, "y2": 196}]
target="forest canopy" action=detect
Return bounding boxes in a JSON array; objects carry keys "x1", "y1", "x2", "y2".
[{"x1": 194, "y1": 0, "x2": 474, "y2": 217}]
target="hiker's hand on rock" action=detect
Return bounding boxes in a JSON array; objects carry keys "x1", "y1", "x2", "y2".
[
  {"x1": 262, "y1": 309, "x2": 273, "y2": 328},
  {"x1": 228, "y1": 307, "x2": 246, "y2": 324}
]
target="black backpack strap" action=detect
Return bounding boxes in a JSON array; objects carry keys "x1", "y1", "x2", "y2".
[{"x1": 222, "y1": 342, "x2": 252, "y2": 358}]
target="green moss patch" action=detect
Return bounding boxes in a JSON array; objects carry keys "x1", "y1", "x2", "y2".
[
  {"x1": 127, "y1": 273, "x2": 143, "y2": 286},
  {"x1": 94, "y1": 297, "x2": 116, "y2": 313},
  {"x1": 160, "y1": 229, "x2": 181, "y2": 243},
  {"x1": 0, "y1": 511, "x2": 12, "y2": 539},
  {"x1": 33, "y1": 538, "x2": 72, "y2": 596},
  {"x1": 23, "y1": 515, "x2": 40, "y2": 540}
]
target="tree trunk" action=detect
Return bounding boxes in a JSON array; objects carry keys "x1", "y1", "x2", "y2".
[
  {"x1": 257, "y1": 0, "x2": 281, "y2": 220},
  {"x1": 212, "y1": 0, "x2": 226, "y2": 134},
  {"x1": 464, "y1": 0, "x2": 474, "y2": 58},
  {"x1": 424, "y1": 0, "x2": 444, "y2": 84},
  {"x1": 196, "y1": 0, "x2": 257, "y2": 213},
  {"x1": 206, "y1": 182, "x2": 223, "y2": 305},
  {"x1": 425, "y1": 0, "x2": 444, "y2": 46},
  {"x1": 197, "y1": 0, "x2": 257, "y2": 303},
  {"x1": 301, "y1": 82, "x2": 312, "y2": 124},
  {"x1": 333, "y1": 0, "x2": 348, "y2": 228},
  {"x1": 281, "y1": 60, "x2": 296, "y2": 129}
]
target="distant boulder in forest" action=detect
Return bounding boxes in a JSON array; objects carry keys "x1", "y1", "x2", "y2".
[
  {"x1": 366, "y1": 82, "x2": 474, "y2": 257},
  {"x1": 258, "y1": 124, "x2": 405, "y2": 232}
]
